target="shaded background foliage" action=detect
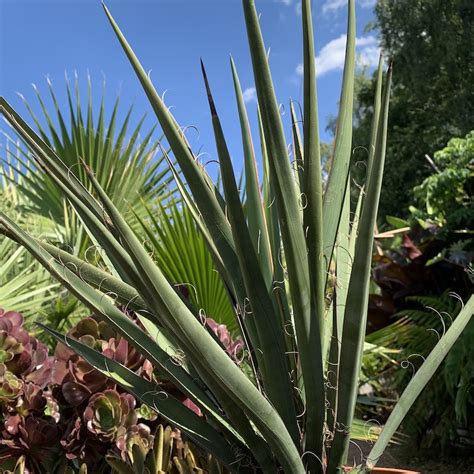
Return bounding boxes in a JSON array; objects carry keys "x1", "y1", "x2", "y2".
[
  {"x1": 366, "y1": 130, "x2": 473, "y2": 452},
  {"x1": 351, "y1": 0, "x2": 474, "y2": 219}
]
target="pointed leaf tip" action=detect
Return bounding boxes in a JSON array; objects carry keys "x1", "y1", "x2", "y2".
[{"x1": 200, "y1": 60, "x2": 217, "y2": 117}]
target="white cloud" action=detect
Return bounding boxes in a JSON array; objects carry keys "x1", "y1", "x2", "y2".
[
  {"x1": 295, "y1": 34, "x2": 380, "y2": 78},
  {"x1": 322, "y1": 0, "x2": 376, "y2": 14},
  {"x1": 322, "y1": 0, "x2": 346, "y2": 14},
  {"x1": 243, "y1": 87, "x2": 257, "y2": 103},
  {"x1": 277, "y1": 0, "x2": 293, "y2": 5}
]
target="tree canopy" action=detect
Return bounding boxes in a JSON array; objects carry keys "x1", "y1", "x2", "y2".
[{"x1": 352, "y1": 0, "x2": 474, "y2": 220}]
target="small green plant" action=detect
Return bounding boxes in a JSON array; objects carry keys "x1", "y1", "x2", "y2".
[
  {"x1": 1, "y1": 1, "x2": 473, "y2": 472},
  {"x1": 368, "y1": 291, "x2": 474, "y2": 451}
]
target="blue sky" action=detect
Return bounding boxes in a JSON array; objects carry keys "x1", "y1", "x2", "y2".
[{"x1": 1, "y1": 0, "x2": 378, "y2": 175}]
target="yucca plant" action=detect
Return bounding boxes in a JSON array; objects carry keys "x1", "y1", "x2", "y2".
[{"x1": 1, "y1": 1, "x2": 473, "y2": 472}]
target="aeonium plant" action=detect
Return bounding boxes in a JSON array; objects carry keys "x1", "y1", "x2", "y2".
[
  {"x1": 1, "y1": 0, "x2": 473, "y2": 472},
  {"x1": 0, "y1": 309, "x2": 59, "y2": 472},
  {"x1": 0, "y1": 310, "x2": 168, "y2": 472}
]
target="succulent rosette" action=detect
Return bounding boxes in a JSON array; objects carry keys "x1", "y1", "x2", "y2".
[
  {"x1": 0, "y1": 416, "x2": 60, "y2": 473},
  {"x1": 15, "y1": 382, "x2": 46, "y2": 416},
  {"x1": 60, "y1": 414, "x2": 108, "y2": 468},
  {"x1": 0, "y1": 363, "x2": 23, "y2": 404},
  {"x1": 0, "y1": 310, "x2": 59, "y2": 471},
  {"x1": 115, "y1": 422, "x2": 153, "y2": 461},
  {"x1": 53, "y1": 318, "x2": 112, "y2": 405},
  {"x1": 101, "y1": 336, "x2": 153, "y2": 380},
  {"x1": 84, "y1": 389, "x2": 137, "y2": 443},
  {"x1": 0, "y1": 310, "x2": 53, "y2": 389},
  {"x1": 53, "y1": 316, "x2": 154, "y2": 408},
  {"x1": 0, "y1": 311, "x2": 30, "y2": 373},
  {"x1": 0, "y1": 309, "x2": 238, "y2": 471}
]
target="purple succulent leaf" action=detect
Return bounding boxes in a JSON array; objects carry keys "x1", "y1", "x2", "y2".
[
  {"x1": 0, "y1": 311, "x2": 32, "y2": 376},
  {"x1": 53, "y1": 342, "x2": 75, "y2": 367},
  {"x1": 18, "y1": 416, "x2": 59, "y2": 446},
  {"x1": 25, "y1": 356, "x2": 54, "y2": 388},
  {"x1": 101, "y1": 337, "x2": 145, "y2": 373},
  {"x1": 17, "y1": 382, "x2": 46, "y2": 415},
  {"x1": 6, "y1": 348, "x2": 32, "y2": 376},
  {"x1": 138, "y1": 359, "x2": 154, "y2": 381},
  {"x1": 51, "y1": 359, "x2": 69, "y2": 386},
  {"x1": 59, "y1": 358, "x2": 109, "y2": 405},
  {"x1": 0, "y1": 310, "x2": 23, "y2": 327},
  {"x1": 76, "y1": 360, "x2": 109, "y2": 390},
  {"x1": 62, "y1": 380, "x2": 92, "y2": 406},
  {"x1": 4, "y1": 414, "x2": 22, "y2": 436},
  {"x1": 61, "y1": 417, "x2": 86, "y2": 460},
  {"x1": 182, "y1": 397, "x2": 202, "y2": 416},
  {"x1": 206, "y1": 318, "x2": 244, "y2": 362},
  {"x1": 61, "y1": 415, "x2": 108, "y2": 467}
]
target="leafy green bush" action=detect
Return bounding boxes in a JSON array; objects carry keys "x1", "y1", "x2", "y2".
[
  {"x1": 368, "y1": 292, "x2": 474, "y2": 452},
  {"x1": 367, "y1": 130, "x2": 474, "y2": 449},
  {"x1": 412, "y1": 130, "x2": 474, "y2": 230},
  {"x1": 350, "y1": 0, "x2": 474, "y2": 219}
]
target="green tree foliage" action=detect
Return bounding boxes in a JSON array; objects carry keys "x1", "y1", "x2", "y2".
[
  {"x1": 412, "y1": 130, "x2": 474, "y2": 230},
  {"x1": 353, "y1": 0, "x2": 474, "y2": 219}
]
